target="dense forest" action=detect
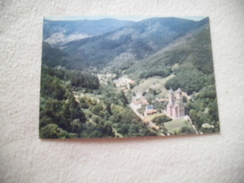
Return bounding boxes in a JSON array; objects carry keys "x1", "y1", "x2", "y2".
[{"x1": 40, "y1": 66, "x2": 158, "y2": 138}]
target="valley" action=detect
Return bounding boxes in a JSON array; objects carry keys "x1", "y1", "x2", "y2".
[{"x1": 39, "y1": 16, "x2": 219, "y2": 139}]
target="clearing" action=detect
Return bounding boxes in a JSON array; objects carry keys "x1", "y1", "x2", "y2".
[
  {"x1": 132, "y1": 74, "x2": 175, "y2": 97},
  {"x1": 143, "y1": 113, "x2": 165, "y2": 123},
  {"x1": 164, "y1": 117, "x2": 195, "y2": 134}
]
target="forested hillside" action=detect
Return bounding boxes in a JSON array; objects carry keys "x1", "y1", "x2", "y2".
[
  {"x1": 40, "y1": 66, "x2": 157, "y2": 138},
  {"x1": 124, "y1": 18, "x2": 219, "y2": 133},
  {"x1": 59, "y1": 17, "x2": 206, "y2": 70},
  {"x1": 126, "y1": 19, "x2": 214, "y2": 93}
]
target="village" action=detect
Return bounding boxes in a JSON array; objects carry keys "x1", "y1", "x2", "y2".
[
  {"x1": 72, "y1": 72, "x2": 212, "y2": 136},
  {"x1": 112, "y1": 75, "x2": 198, "y2": 135}
]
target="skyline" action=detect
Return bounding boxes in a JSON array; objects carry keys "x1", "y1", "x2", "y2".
[{"x1": 44, "y1": 15, "x2": 207, "y2": 22}]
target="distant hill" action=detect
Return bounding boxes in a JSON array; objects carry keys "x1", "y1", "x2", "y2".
[
  {"x1": 43, "y1": 18, "x2": 135, "y2": 45},
  {"x1": 59, "y1": 17, "x2": 206, "y2": 70},
  {"x1": 42, "y1": 17, "x2": 211, "y2": 72},
  {"x1": 124, "y1": 17, "x2": 214, "y2": 94},
  {"x1": 125, "y1": 18, "x2": 213, "y2": 76}
]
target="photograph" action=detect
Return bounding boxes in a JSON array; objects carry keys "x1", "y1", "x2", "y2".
[{"x1": 40, "y1": 16, "x2": 220, "y2": 139}]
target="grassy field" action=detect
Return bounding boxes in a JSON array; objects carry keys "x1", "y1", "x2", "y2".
[
  {"x1": 143, "y1": 113, "x2": 165, "y2": 123},
  {"x1": 164, "y1": 117, "x2": 194, "y2": 134},
  {"x1": 132, "y1": 74, "x2": 175, "y2": 97}
]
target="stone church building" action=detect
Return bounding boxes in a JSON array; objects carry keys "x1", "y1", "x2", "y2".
[{"x1": 166, "y1": 88, "x2": 185, "y2": 119}]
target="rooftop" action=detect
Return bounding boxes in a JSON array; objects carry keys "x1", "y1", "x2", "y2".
[{"x1": 146, "y1": 105, "x2": 154, "y2": 110}]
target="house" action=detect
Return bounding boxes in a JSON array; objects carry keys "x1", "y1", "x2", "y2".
[
  {"x1": 131, "y1": 100, "x2": 142, "y2": 109},
  {"x1": 131, "y1": 96, "x2": 149, "y2": 109},
  {"x1": 136, "y1": 97, "x2": 149, "y2": 105},
  {"x1": 158, "y1": 98, "x2": 167, "y2": 102},
  {"x1": 144, "y1": 105, "x2": 157, "y2": 116}
]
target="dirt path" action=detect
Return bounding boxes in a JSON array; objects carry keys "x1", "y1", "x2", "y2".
[{"x1": 187, "y1": 117, "x2": 198, "y2": 134}]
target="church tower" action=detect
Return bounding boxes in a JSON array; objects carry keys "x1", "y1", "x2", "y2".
[
  {"x1": 166, "y1": 88, "x2": 185, "y2": 119},
  {"x1": 166, "y1": 88, "x2": 175, "y2": 117},
  {"x1": 176, "y1": 88, "x2": 185, "y2": 117},
  {"x1": 168, "y1": 88, "x2": 175, "y2": 105},
  {"x1": 176, "y1": 88, "x2": 183, "y2": 101}
]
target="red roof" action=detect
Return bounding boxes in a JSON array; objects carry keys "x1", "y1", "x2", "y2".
[{"x1": 145, "y1": 109, "x2": 157, "y2": 115}]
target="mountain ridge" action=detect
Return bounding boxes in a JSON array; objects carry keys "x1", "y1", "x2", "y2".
[
  {"x1": 42, "y1": 17, "x2": 210, "y2": 72},
  {"x1": 43, "y1": 18, "x2": 135, "y2": 45},
  {"x1": 58, "y1": 17, "x2": 209, "y2": 70}
]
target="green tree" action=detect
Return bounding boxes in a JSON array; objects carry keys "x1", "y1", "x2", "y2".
[{"x1": 40, "y1": 124, "x2": 77, "y2": 139}]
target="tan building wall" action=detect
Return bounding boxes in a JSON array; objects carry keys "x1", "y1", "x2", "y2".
[{"x1": 166, "y1": 88, "x2": 185, "y2": 119}]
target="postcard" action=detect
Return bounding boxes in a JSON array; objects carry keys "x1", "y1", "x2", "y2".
[{"x1": 40, "y1": 16, "x2": 219, "y2": 139}]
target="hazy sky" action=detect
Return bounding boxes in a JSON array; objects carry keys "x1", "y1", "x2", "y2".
[{"x1": 45, "y1": 15, "x2": 207, "y2": 22}]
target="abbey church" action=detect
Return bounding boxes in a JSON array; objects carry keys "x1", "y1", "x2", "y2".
[{"x1": 166, "y1": 88, "x2": 185, "y2": 119}]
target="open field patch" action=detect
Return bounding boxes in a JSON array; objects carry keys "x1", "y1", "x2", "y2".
[
  {"x1": 143, "y1": 113, "x2": 165, "y2": 123},
  {"x1": 132, "y1": 74, "x2": 175, "y2": 97},
  {"x1": 164, "y1": 117, "x2": 195, "y2": 134}
]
